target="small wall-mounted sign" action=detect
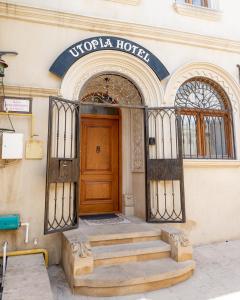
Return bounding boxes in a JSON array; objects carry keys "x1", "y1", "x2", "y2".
[
  {"x1": 2, "y1": 97, "x2": 32, "y2": 114},
  {"x1": 25, "y1": 140, "x2": 44, "y2": 160}
]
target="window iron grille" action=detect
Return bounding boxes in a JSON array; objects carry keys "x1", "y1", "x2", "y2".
[
  {"x1": 80, "y1": 74, "x2": 142, "y2": 106},
  {"x1": 175, "y1": 77, "x2": 234, "y2": 159}
]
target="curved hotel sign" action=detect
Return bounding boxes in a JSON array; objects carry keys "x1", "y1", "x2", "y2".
[{"x1": 50, "y1": 36, "x2": 169, "y2": 80}]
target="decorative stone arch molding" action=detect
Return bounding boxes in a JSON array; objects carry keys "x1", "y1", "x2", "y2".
[
  {"x1": 60, "y1": 50, "x2": 164, "y2": 107},
  {"x1": 164, "y1": 62, "x2": 240, "y2": 159},
  {"x1": 164, "y1": 62, "x2": 240, "y2": 113},
  {"x1": 60, "y1": 50, "x2": 165, "y2": 214}
]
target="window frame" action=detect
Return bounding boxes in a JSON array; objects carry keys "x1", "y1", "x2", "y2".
[
  {"x1": 175, "y1": 77, "x2": 235, "y2": 160},
  {"x1": 178, "y1": 108, "x2": 233, "y2": 159}
]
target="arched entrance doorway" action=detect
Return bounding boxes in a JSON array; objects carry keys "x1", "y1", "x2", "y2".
[
  {"x1": 78, "y1": 73, "x2": 143, "y2": 215},
  {"x1": 44, "y1": 51, "x2": 186, "y2": 234}
]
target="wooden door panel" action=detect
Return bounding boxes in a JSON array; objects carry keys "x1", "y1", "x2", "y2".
[
  {"x1": 80, "y1": 116, "x2": 119, "y2": 215},
  {"x1": 80, "y1": 203, "x2": 116, "y2": 214},
  {"x1": 82, "y1": 181, "x2": 112, "y2": 202},
  {"x1": 84, "y1": 126, "x2": 112, "y2": 172}
]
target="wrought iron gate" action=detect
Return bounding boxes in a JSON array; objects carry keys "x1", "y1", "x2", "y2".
[
  {"x1": 44, "y1": 96, "x2": 186, "y2": 233},
  {"x1": 145, "y1": 107, "x2": 186, "y2": 223},
  {"x1": 44, "y1": 97, "x2": 80, "y2": 234}
]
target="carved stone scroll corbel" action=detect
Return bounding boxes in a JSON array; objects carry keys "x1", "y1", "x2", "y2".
[
  {"x1": 71, "y1": 241, "x2": 93, "y2": 276},
  {"x1": 161, "y1": 226, "x2": 193, "y2": 262}
]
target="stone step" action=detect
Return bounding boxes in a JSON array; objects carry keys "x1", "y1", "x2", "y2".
[
  {"x1": 93, "y1": 240, "x2": 171, "y2": 266},
  {"x1": 64, "y1": 222, "x2": 162, "y2": 246},
  {"x1": 74, "y1": 258, "x2": 195, "y2": 297},
  {"x1": 89, "y1": 229, "x2": 162, "y2": 246}
]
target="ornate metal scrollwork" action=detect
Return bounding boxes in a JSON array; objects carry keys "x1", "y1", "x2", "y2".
[
  {"x1": 175, "y1": 77, "x2": 229, "y2": 110},
  {"x1": 80, "y1": 74, "x2": 142, "y2": 106}
]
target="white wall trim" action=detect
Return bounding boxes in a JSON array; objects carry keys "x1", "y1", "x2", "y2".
[
  {"x1": 4, "y1": 85, "x2": 59, "y2": 98},
  {"x1": 184, "y1": 160, "x2": 240, "y2": 168},
  {"x1": 164, "y1": 62, "x2": 240, "y2": 111},
  {"x1": 60, "y1": 50, "x2": 164, "y2": 107},
  {"x1": 104, "y1": 0, "x2": 140, "y2": 5},
  {"x1": 1, "y1": 2, "x2": 240, "y2": 54},
  {"x1": 173, "y1": 2, "x2": 222, "y2": 21}
]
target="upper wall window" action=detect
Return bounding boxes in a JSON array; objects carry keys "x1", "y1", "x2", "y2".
[
  {"x1": 175, "y1": 77, "x2": 234, "y2": 159},
  {"x1": 185, "y1": 0, "x2": 209, "y2": 7},
  {"x1": 174, "y1": 0, "x2": 222, "y2": 21}
]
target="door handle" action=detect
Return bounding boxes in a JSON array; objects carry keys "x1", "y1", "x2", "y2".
[{"x1": 96, "y1": 145, "x2": 101, "y2": 153}]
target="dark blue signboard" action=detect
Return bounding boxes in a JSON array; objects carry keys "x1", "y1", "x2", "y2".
[{"x1": 49, "y1": 36, "x2": 169, "y2": 81}]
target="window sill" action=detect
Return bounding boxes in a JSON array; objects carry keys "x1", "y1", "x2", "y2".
[
  {"x1": 183, "y1": 159, "x2": 240, "y2": 168},
  {"x1": 173, "y1": 3, "x2": 222, "y2": 21},
  {"x1": 104, "y1": 0, "x2": 140, "y2": 5}
]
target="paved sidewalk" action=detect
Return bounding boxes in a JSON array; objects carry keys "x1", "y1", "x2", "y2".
[{"x1": 48, "y1": 240, "x2": 240, "y2": 300}]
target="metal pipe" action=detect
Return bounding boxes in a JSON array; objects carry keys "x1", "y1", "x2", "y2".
[
  {"x1": 2, "y1": 241, "x2": 8, "y2": 288},
  {"x1": 0, "y1": 113, "x2": 35, "y2": 138},
  {"x1": 0, "y1": 249, "x2": 48, "y2": 267},
  {"x1": 21, "y1": 222, "x2": 29, "y2": 243}
]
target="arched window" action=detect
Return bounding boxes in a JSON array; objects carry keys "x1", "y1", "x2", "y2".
[{"x1": 175, "y1": 77, "x2": 234, "y2": 159}]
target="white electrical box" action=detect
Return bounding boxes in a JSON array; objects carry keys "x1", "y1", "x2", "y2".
[{"x1": 1, "y1": 133, "x2": 24, "y2": 159}]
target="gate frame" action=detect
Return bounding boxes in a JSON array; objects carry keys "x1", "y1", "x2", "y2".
[
  {"x1": 44, "y1": 96, "x2": 80, "y2": 234},
  {"x1": 144, "y1": 107, "x2": 186, "y2": 224},
  {"x1": 44, "y1": 97, "x2": 186, "y2": 234}
]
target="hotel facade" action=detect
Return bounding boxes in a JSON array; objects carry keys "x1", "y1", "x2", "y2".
[{"x1": 1, "y1": 0, "x2": 240, "y2": 270}]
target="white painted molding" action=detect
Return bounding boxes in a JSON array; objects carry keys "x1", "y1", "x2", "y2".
[
  {"x1": 1, "y1": 2, "x2": 240, "y2": 54},
  {"x1": 184, "y1": 160, "x2": 240, "y2": 168},
  {"x1": 60, "y1": 50, "x2": 164, "y2": 107},
  {"x1": 173, "y1": 3, "x2": 222, "y2": 21},
  {"x1": 104, "y1": 0, "x2": 140, "y2": 5},
  {"x1": 164, "y1": 62, "x2": 240, "y2": 112},
  {"x1": 4, "y1": 85, "x2": 59, "y2": 98}
]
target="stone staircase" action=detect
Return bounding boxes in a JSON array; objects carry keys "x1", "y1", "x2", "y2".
[{"x1": 62, "y1": 222, "x2": 195, "y2": 297}]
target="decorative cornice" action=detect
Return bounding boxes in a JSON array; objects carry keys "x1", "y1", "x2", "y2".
[
  {"x1": 60, "y1": 51, "x2": 164, "y2": 107},
  {"x1": 173, "y1": 3, "x2": 222, "y2": 21},
  {"x1": 1, "y1": 2, "x2": 240, "y2": 54},
  {"x1": 104, "y1": 0, "x2": 140, "y2": 5},
  {"x1": 4, "y1": 85, "x2": 59, "y2": 98}
]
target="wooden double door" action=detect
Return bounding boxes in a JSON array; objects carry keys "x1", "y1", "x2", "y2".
[{"x1": 80, "y1": 114, "x2": 120, "y2": 215}]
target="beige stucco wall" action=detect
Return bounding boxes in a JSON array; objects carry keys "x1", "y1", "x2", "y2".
[
  {"x1": 1, "y1": 16, "x2": 240, "y2": 91},
  {"x1": 177, "y1": 162, "x2": 240, "y2": 245},
  {"x1": 0, "y1": 97, "x2": 61, "y2": 264},
  {"x1": 1, "y1": 1, "x2": 240, "y2": 264},
  {"x1": 3, "y1": 0, "x2": 240, "y2": 40}
]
